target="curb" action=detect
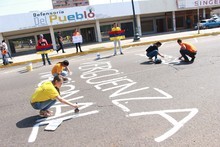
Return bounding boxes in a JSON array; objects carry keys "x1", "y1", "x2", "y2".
[{"x1": 1, "y1": 31, "x2": 220, "y2": 69}]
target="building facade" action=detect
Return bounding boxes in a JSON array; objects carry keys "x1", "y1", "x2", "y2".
[
  {"x1": 0, "y1": 0, "x2": 219, "y2": 55},
  {"x1": 52, "y1": 0, "x2": 89, "y2": 9}
]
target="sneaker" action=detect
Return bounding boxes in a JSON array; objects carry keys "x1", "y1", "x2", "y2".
[
  {"x1": 190, "y1": 57, "x2": 195, "y2": 62},
  {"x1": 39, "y1": 110, "x2": 51, "y2": 117},
  {"x1": 62, "y1": 77, "x2": 68, "y2": 82},
  {"x1": 113, "y1": 53, "x2": 117, "y2": 56},
  {"x1": 120, "y1": 52, "x2": 123, "y2": 55}
]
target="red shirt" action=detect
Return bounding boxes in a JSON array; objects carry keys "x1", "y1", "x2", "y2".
[{"x1": 38, "y1": 39, "x2": 48, "y2": 46}]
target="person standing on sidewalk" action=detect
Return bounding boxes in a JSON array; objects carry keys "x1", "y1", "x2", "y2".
[
  {"x1": 146, "y1": 41, "x2": 164, "y2": 63},
  {"x1": 2, "y1": 40, "x2": 12, "y2": 60},
  {"x1": 177, "y1": 39, "x2": 197, "y2": 62},
  {"x1": 38, "y1": 34, "x2": 51, "y2": 66},
  {"x1": 72, "y1": 29, "x2": 83, "y2": 53},
  {"x1": 111, "y1": 23, "x2": 123, "y2": 56},
  {"x1": 56, "y1": 32, "x2": 65, "y2": 53},
  {"x1": 0, "y1": 44, "x2": 9, "y2": 65},
  {"x1": 30, "y1": 75, "x2": 79, "y2": 117}
]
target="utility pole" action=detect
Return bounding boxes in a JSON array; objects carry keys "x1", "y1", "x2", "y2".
[
  {"x1": 197, "y1": 0, "x2": 200, "y2": 34},
  {"x1": 131, "y1": 0, "x2": 140, "y2": 41}
]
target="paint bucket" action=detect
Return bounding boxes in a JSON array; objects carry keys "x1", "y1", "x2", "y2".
[
  {"x1": 96, "y1": 53, "x2": 100, "y2": 59},
  {"x1": 26, "y1": 62, "x2": 33, "y2": 71}
]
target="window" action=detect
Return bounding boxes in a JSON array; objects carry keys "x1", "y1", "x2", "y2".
[
  {"x1": 167, "y1": 17, "x2": 173, "y2": 29},
  {"x1": 176, "y1": 16, "x2": 184, "y2": 28},
  {"x1": 141, "y1": 19, "x2": 154, "y2": 34},
  {"x1": 100, "y1": 24, "x2": 112, "y2": 41}
]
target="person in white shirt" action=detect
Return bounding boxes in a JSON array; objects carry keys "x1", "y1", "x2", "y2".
[{"x1": 2, "y1": 40, "x2": 12, "y2": 59}]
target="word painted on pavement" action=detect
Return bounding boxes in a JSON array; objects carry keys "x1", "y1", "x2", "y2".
[
  {"x1": 79, "y1": 60, "x2": 198, "y2": 142},
  {"x1": 28, "y1": 72, "x2": 99, "y2": 143}
]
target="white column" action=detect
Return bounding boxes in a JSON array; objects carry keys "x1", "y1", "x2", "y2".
[
  {"x1": 203, "y1": 8, "x2": 206, "y2": 19},
  {"x1": 172, "y1": 11, "x2": 176, "y2": 32},
  {"x1": 136, "y1": 15, "x2": 142, "y2": 36},
  {"x1": 49, "y1": 26, "x2": 57, "y2": 50},
  {"x1": 34, "y1": 35, "x2": 38, "y2": 46},
  {"x1": 0, "y1": 33, "x2": 3, "y2": 43},
  {"x1": 95, "y1": 20, "x2": 102, "y2": 42},
  {"x1": 153, "y1": 19, "x2": 157, "y2": 33}
]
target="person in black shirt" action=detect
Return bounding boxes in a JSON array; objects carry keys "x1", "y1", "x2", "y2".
[
  {"x1": 56, "y1": 32, "x2": 65, "y2": 53},
  {"x1": 146, "y1": 41, "x2": 164, "y2": 62}
]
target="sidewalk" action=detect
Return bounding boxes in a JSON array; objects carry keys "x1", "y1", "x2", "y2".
[{"x1": 1, "y1": 28, "x2": 220, "y2": 68}]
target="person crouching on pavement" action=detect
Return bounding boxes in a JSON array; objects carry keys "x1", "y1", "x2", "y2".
[
  {"x1": 51, "y1": 60, "x2": 72, "y2": 81},
  {"x1": 177, "y1": 39, "x2": 197, "y2": 62},
  {"x1": 146, "y1": 41, "x2": 164, "y2": 62},
  {"x1": 30, "y1": 75, "x2": 78, "y2": 117}
]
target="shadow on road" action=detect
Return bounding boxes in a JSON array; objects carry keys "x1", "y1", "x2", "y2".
[
  {"x1": 16, "y1": 115, "x2": 40, "y2": 128},
  {"x1": 169, "y1": 60, "x2": 193, "y2": 65},
  {"x1": 18, "y1": 65, "x2": 44, "y2": 74},
  {"x1": 140, "y1": 61, "x2": 154, "y2": 65},
  {"x1": 94, "y1": 55, "x2": 114, "y2": 61}
]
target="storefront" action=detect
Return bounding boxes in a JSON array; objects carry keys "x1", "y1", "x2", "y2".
[{"x1": 0, "y1": 0, "x2": 219, "y2": 55}]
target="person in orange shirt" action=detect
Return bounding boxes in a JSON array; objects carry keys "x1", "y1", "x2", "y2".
[
  {"x1": 177, "y1": 39, "x2": 197, "y2": 62},
  {"x1": 51, "y1": 60, "x2": 72, "y2": 81}
]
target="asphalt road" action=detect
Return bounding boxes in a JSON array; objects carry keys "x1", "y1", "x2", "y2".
[{"x1": 0, "y1": 35, "x2": 220, "y2": 147}]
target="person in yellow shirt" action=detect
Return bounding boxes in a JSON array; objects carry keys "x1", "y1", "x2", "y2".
[
  {"x1": 112, "y1": 23, "x2": 123, "y2": 55},
  {"x1": 30, "y1": 75, "x2": 79, "y2": 117},
  {"x1": 51, "y1": 60, "x2": 72, "y2": 81},
  {"x1": 177, "y1": 39, "x2": 197, "y2": 62}
]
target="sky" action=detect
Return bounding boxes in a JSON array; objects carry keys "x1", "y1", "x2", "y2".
[{"x1": 0, "y1": 0, "x2": 132, "y2": 16}]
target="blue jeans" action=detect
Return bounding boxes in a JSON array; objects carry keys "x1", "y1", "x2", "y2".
[
  {"x1": 147, "y1": 50, "x2": 158, "y2": 60},
  {"x1": 53, "y1": 70, "x2": 68, "y2": 77},
  {"x1": 41, "y1": 54, "x2": 51, "y2": 65},
  {"x1": 2, "y1": 54, "x2": 9, "y2": 65},
  {"x1": 31, "y1": 99, "x2": 56, "y2": 111}
]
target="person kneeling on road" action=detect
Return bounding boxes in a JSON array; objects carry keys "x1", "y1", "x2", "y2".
[
  {"x1": 177, "y1": 39, "x2": 197, "y2": 63},
  {"x1": 51, "y1": 60, "x2": 72, "y2": 81},
  {"x1": 146, "y1": 41, "x2": 164, "y2": 63},
  {"x1": 30, "y1": 75, "x2": 79, "y2": 117}
]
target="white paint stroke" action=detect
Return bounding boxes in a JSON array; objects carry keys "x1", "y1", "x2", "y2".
[
  {"x1": 44, "y1": 119, "x2": 63, "y2": 131},
  {"x1": 36, "y1": 102, "x2": 94, "y2": 123},
  {"x1": 28, "y1": 110, "x2": 99, "y2": 143},
  {"x1": 127, "y1": 108, "x2": 198, "y2": 142},
  {"x1": 86, "y1": 72, "x2": 121, "y2": 84},
  {"x1": 55, "y1": 96, "x2": 83, "y2": 104},
  {"x1": 94, "y1": 76, "x2": 128, "y2": 90},
  {"x1": 112, "y1": 88, "x2": 172, "y2": 112}
]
